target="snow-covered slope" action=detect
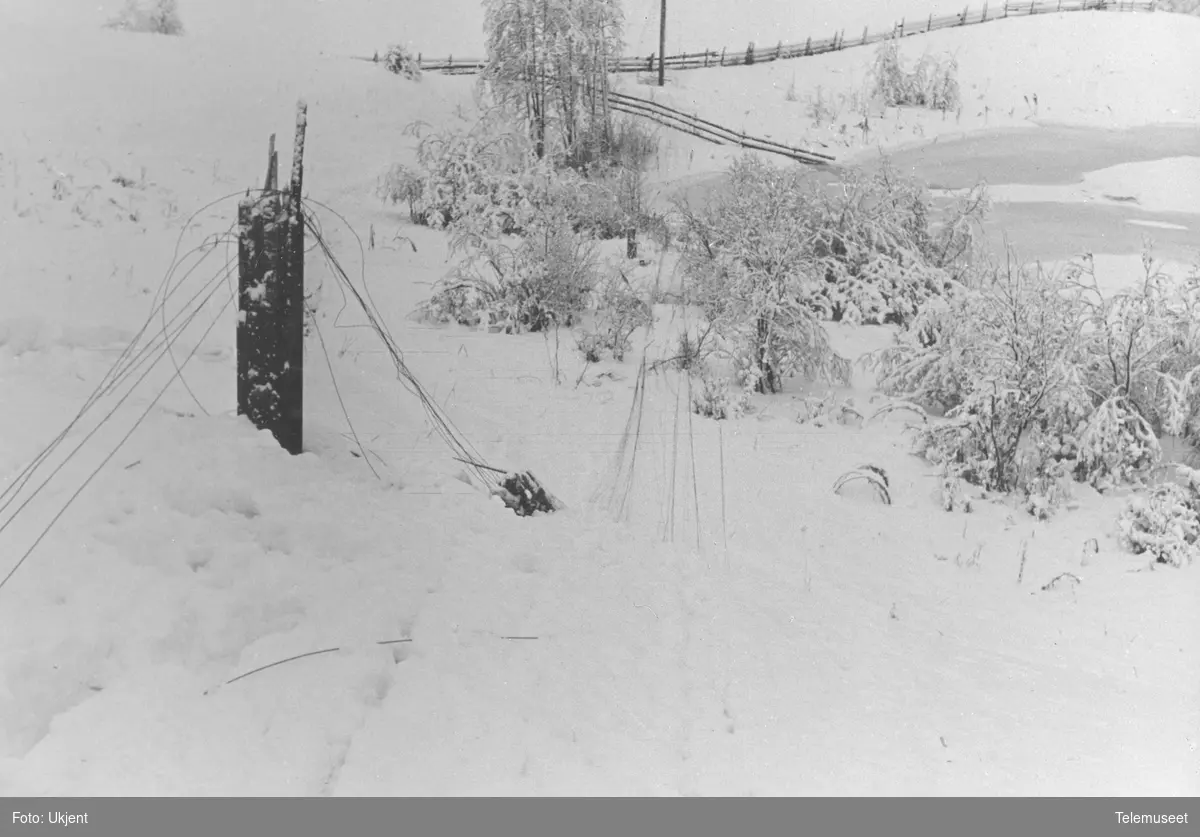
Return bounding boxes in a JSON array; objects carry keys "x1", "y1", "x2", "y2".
[{"x1": 1, "y1": 0, "x2": 1197, "y2": 795}]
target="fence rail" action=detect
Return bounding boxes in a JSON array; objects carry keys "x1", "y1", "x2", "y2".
[
  {"x1": 606, "y1": 91, "x2": 836, "y2": 166},
  {"x1": 408, "y1": 0, "x2": 1155, "y2": 75}
]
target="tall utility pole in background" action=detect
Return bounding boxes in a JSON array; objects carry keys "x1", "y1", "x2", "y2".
[{"x1": 657, "y1": 0, "x2": 666, "y2": 86}]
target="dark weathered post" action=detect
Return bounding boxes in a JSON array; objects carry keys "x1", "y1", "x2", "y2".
[
  {"x1": 658, "y1": 0, "x2": 666, "y2": 86},
  {"x1": 264, "y1": 133, "x2": 278, "y2": 192},
  {"x1": 236, "y1": 102, "x2": 306, "y2": 456},
  {"x1": 626, "y1": 228, "x2": 637, "y2": 259},
  {"x1": 282, "y1": 101, "x2": 306, "y2": 454},
  {"x1": 862, "y1": 25, "x2": 869, "y2": 44}
]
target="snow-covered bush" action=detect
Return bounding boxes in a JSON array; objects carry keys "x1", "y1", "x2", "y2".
[
  {"x1": 419, "y1": 215, "x2": 600, "y2": 334},
  {"x1": 393, "y1": 118, "x2": 540, "y2": 233},
  {"x1": 691, "y1": 366, "x2": 750, "y2": 420},
  {"x1": 810, "y1": 164, "x2": 987, "y2": 325},
  {"x1": 383, "y1": 45, "x2": 422, "y2": 80},
  {"x1": 675, "y1": 156, "x2": 977, "y2": 394},
  {"x1": 872, "y1": 251, "x2": 1200, "y2": 501},
  {"x1": 1070, "y1": 253, "x2": 1200, "y2": 451},
  {"x1": 869, "y1": 38, "x2": 960, "y2": 112},
  {"x1": 608, "y1": 116, "x2": 659, "y2": 172},
  {"x1": 675, "y1": 157, "x2": 850, "y2": 394},
  {"x1": 583, "y1": 272, "x2": 652, "y2": 360},
  {"x1": 107, "y1": 0, "x2": 183, "y2": 35},
  {"x1": 376, "y1": 164, "x2": 423, "y2": 223},
  {"x1": 1118, "y1": 465, "x2": 1200, "y2": 567}
]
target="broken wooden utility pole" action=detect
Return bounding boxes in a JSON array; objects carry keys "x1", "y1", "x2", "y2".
[
  {"x1": 237, "y1": 101, "x2": 307, "y2": 456},
  {"x1": 658, "y1": 0, "x2": 666, "y2": 86}
]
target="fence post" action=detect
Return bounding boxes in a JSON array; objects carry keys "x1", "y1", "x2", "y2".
[
  {"x1": 899, "y1": 17, "x2": 905, "y2": 36},
  {"x1": 236, "y1": 102, "x2": 306, "y2": 455},
  {"x1": 804, "y1": 36, "x2": 811, "y2": 56},
  {"x1": 720, "y1": 47, "x2": 726, "y2": 65},
  {"x1": 862, "y1": 25, "x2": 869, "y2": 44},
  {"x1": 928, "y1": 12, "x2": 934, "y2": 30},
  {"x1": 264, "y1": 133, "x2": 278, "y2": 192},
  {"x1": 704, "y1": 50, "x2": 709, "y2": 67},
  {"x1": 983, "y1": 1, "x2": 989, "y2": 19}
]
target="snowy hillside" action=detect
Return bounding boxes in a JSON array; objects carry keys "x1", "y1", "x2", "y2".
[{"x1": 1, "y1": 0, "x2": 1197, "y2": 795}]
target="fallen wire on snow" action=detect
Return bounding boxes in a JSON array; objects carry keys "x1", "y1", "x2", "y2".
[
  {"x1": 210, "y1": 638, "x2": 414, "y2": 693},
  {"x1": 299, "y1": 199, "x2": 563, "y2": 518}
]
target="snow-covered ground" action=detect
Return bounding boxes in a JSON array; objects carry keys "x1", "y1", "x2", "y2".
[{"x1": 1, "y1": 0, "x2": 1198, "y2": 795}]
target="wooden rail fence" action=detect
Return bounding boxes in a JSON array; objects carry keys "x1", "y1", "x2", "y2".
[
  {"x1": 406, "y1": 0, "x2": 1155, "y2": 76},
  {"x1": 606, "y1": 91, "x2": 836, "y2": 166}
]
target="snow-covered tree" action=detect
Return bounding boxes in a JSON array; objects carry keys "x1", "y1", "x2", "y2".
[
  {"x1": 481, "y1": 0, "x2": 624, "y2": 164},
  {"x1": 676, "y1": 156, "x2": 850, "y2": 394}
]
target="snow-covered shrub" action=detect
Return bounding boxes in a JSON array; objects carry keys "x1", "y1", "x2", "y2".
[
  {"x1": 586, "y1": 272, "x2": 652, "y2": 360},
  {"x1": 566, "y1": 176, "x2": 629, "y2": 240},
  {"x1": 676, "y1": 155, "x2": 976, "y2": 394},
  {"x1": 412, "y1": 274, "x2": 502, "y2": 328},
  {"x1": 672, "y1": 330, "x2": 708, "y2": 372},
  {"x1": 608, "y1": 116, "x2": 659, "y2": 172},
  {"x1": 1070, "y1": 253, "x2": 1200, "y2": 451},
  {"x1": 393, "y1": 118, "x2": 553, "y2": 234},
  {"x1": 420, "y1": 216, "x2": 599, "y2": 333},
  {"x1": 809, "y1": 164, "x2": 985, "y2": 325},
  {"x1": 869, "y1": 38, "x2": 960, "y2": 112},
  {"x1": 1074, "y1": 396, "x2": 1161, "y2": 491},
  {"x1": 675, "y1": 156, "x2": 843, "y2": 394},
  {"x1": 875, "y1": 262, "x2": 1091, "y2": 493},
  {"x1": 872, "y1": 250, "x2": 1200, "y2": 500},
  {"x1": 383, "y1": 45, "x2": 422, "y2": 80},
  {"x1": 376, "y1": 164, "x2": 423, "y2": 222},
  {"x1": 691, "y1": 366, "x2": 749, "y2": 420},
  {"x1": 1118, "y1": 465, "x2": 1200, "y2": 567},
  {"x1": 107, "y1": 0, "x2": 183, "y2": 35}
]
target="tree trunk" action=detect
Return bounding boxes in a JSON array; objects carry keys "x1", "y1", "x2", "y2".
[{"x1": 756, "y1": 317, "x2": 779, "y2": 394}]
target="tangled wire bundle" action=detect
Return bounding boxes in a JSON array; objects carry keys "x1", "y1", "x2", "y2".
[{"x1": 493, "y1": 470, "x2": 562, "y2": 516}]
